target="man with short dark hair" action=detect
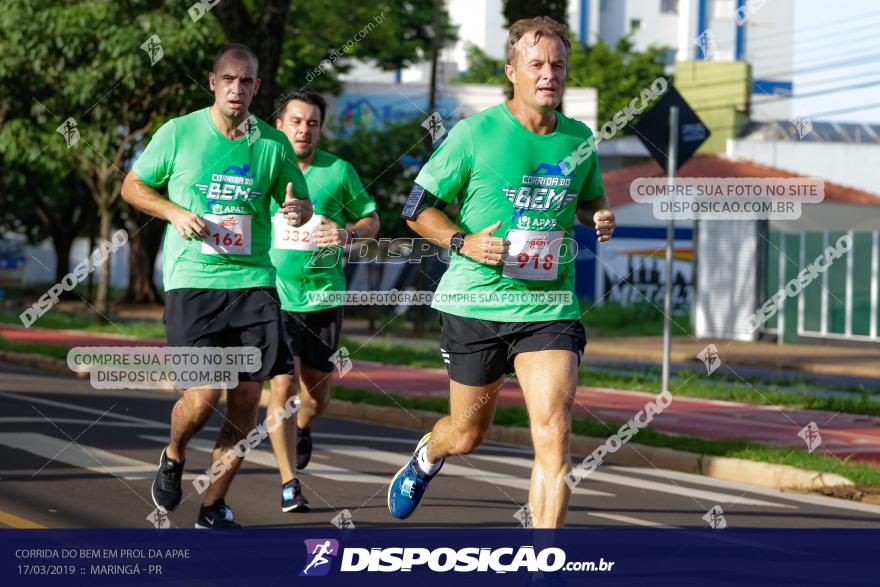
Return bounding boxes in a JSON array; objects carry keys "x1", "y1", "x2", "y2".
[
  {"x1": 268, "y1": 90, "x2": 379, "y2": 512},
  {"x1": 387, "y1": 16, "x2": 615, "y2": 527},
  {"x1": 121, "y1": 43, "x2": 312, "y2": 529}
]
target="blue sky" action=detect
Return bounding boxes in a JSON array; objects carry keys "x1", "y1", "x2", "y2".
[{"x1": 790, "y1": 0, "x2": 880, "y2": 123}]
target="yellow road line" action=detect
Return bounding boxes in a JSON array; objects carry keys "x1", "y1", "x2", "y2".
[{"x1": 0, "y1": 510, "x2": 46, "y2": 529}]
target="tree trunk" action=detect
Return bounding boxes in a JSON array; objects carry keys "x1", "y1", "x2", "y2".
[
  {"x1": 212, "y1": 0, "x2": 290, "y2": 120},
  {"x1": 86, "y1": 214, "x2": 97, "y2": 303},
  {"x1": 95, "y1": 205, "x2": 113, "y2": 323},
  {"x1": 120, "y1": 210, "x2": 164, "y2": 305},
  {"x1": 52, "y1": 233, "x2": 74, "y2": 286}
]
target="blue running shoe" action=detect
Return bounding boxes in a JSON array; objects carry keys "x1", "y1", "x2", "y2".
[{"x1": 387, "y1": 433, "x2": 443, "y2": 519}]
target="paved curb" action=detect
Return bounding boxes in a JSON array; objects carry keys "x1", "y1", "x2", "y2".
[{"x1": 0, "y1": 350, "x2": 854, "y2": 492}]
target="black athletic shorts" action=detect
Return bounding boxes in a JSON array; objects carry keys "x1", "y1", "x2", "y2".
[
  {"x1": 163, "y1": 287, "x2": 285, "y2": 382},
  {"x1": 439, "y1": 312, "x2": 587, "y2": 386},
  {"x1": 279, "y1": 306, "x2": 343, "y2": 373}
]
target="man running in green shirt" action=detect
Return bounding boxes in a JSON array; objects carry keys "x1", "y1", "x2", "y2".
[
  {"x1": 268, "y1": 90, "x2": 379, "y2": 513},
  {"x1": 121, "y1": 44, "x2": 312, "y2": 529},
  {"x1": 388, "y1": 17, "x2": 615, "y2": 527}
]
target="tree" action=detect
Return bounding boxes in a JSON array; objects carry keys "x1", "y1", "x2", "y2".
[
  {"x1": 0, "y1": 169, "x2": 95, "y2": 288},
  {"x1": 567, "y1": 37, "x2": 670, "y2": 128},
  {"x1": 454, "y1": 43, "x2": 505, "y2": 85},
  {"x1": 0, "y1": 1, "x2": 219, "y2": 315},
  {"x1": 324, "y1": 118, "x2": 426, "y2": 239},
  {"x1": 212, "y1": 0, "x2": 456, "y2": 118}
]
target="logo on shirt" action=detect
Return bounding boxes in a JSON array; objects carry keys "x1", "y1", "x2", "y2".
[
  {"x1": 196, "y1": 162, "x2": 261, "y2": 201},
  {"x1": 502, "y1": 163, "x2": 576, "y2": 212}
]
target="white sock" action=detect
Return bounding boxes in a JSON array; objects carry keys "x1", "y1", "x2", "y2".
[{"x1": 416, "y1": 445, "x2": 442, "y2": 476}]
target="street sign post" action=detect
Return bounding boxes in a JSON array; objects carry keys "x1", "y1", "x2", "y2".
[{"x1": 633, "y1": 83, "x2": 710, "y2": 392}]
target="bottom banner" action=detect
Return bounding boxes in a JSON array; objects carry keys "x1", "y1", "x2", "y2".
[{"x1": 3, "y1": 528, "x2": 877, "y2": 586}]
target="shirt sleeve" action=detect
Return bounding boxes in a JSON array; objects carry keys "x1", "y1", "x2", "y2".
[
  {"x1": 578, "y1": 129, "x2": 605, "y2": 202},
  {"x1": 413, "y1": 120, "x2": 473, "y2": 203},
  {"x1": 341, "y1": 162, "x2": 377, "y2": 221},
  {"x1": 272, "y1": 137, "x2": 309, "y2": 206},
  {"x1": 132, "y1": 120, "x2": 176, "y2": 188}
]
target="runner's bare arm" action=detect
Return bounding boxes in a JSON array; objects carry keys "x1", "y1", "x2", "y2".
[
  {"x1": 406, "y1": 208, "x2": 509, "y2": 266},
  {"x1": 575, "y1": 195, "x2": 615, "y2": 242},
  {"x1": 121, "y1": 171, "x2": 207, "y2": 240}
]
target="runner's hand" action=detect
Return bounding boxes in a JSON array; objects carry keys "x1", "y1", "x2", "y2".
[
  {"x1": 594, "y1": 209, "x2": 615, "y2": 242},
  {"x1": 314, "y1": 218, "x2": 349, "y2": 247},
  {"x1": 281, "y1": 182, "x2": 313, "y2": 227},
  {"x1": 459, "y1": 220, "x2": 509, "y2": 266},
  {"x1": 170, "y1": 208, "x2": 208, "y2": 240}
]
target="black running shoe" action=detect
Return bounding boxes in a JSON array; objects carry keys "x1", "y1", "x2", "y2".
[
  {"x1": 296, "y1": 427, "x2": 312, "y2": 470},
  {"x1": 195, "y1": 498, "x2": 240, "y2": 529},
  {"x1": 151, "y1": 447, "x2": 183, "y2": 513},
  {"x1": 281, "y1": 478, "x2": 311, "y2": 513}
]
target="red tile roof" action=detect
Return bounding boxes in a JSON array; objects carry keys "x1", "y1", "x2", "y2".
[{"x1": 601, "y1": 154, "x2": 880, "y2": 208}]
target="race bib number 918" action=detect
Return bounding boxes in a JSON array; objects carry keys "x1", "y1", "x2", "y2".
[
  {"x1": 201, "y1": 214, "x2": 252, "y2": 255},
  {"x1": 502, "y1": 229, "x2": 563, "y2": 281}
]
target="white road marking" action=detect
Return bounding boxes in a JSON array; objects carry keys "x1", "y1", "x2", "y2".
[
  {"x1": 323, "y1": 445, "x2": 614, "y2": 498},
  {"x1": 0, "y1": 417, "x2": 165, "y2": 428},
  {"x1": 469, "y1": 453, "x2": 793, "y2": 508},
  {"x1": 140, "y1": 436, "x2": 389, "y2": 485},
  {"x1": 0, "y1": 432, "x2": 195, "y2": 481},
  {"x1": 588, "y1": 512, "x2": 676, "y2": 528},
  {"x1": 608, "y1": 465, "x2": 880, "y2": 516},
  {"x1": 312, "y1": 432, "x2": 534, "y2": 455},
  {"x1": 0, "y1": 391, "x2": 158, "y2": 426}
]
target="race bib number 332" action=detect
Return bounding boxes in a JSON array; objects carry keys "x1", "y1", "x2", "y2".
[
  {"x1": 201, "y1": 214, "x2": 252, "y2": 255},
  {"x1": 273, "y1": 213, "x2": 323, "y2": 251}
]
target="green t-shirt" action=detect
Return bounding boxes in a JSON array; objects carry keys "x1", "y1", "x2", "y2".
[
  {"x1": 270, "y1": 149, "x2": 377, "y2": 312},
  {"x1": 132, "y1": 108, "x2": 309, "y2": 291},
  {"x1": 415, "y1": 103, "x2": 604, "y2": 322}
]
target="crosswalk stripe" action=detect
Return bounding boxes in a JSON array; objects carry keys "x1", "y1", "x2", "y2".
[
  {"x1": 0, "y1": 417, "x2": 166, "y2": 428},
  {"x1": 0, "y1": 391, "x2": 158, "y2": 426},
  {"x1": 322, "y1": 445, "x2": 614, "y2": 498},
  {"x1": 0, "y1": 432, "x2": 195, "y2": 481},
  {"x1": 469, "y1": 453, "x2": 794, "y2": 509},
  {"x1": 140, "y1": 435, "x2": 389, "y2": 485},
  {"x1": 609, "y1": 465, "x2": 880, "y2": 515},
  {"x1": 588, "y1": 512, "x2": 676, "y2": 528}
]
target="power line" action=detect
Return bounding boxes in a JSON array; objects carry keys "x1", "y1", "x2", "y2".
[
  {"x1": 746, "y1": 9, "x2": 880, "y2": 49},
  {"x1": 672, "y1": 51, "x2": 880, "y2": 95},
  {"x1": 794, "y1": 67, "x2": 880, "y2": 91}
]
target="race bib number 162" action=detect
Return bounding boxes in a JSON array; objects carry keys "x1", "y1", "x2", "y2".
[{"x1": 201, "y1": 214, "x2": 252, "y2": 255}]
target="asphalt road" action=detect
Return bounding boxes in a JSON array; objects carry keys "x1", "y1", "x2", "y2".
[{"x1": 1, "y1": 362, "x2": 879, "y2": 530}]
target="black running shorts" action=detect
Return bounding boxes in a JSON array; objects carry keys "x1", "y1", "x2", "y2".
[
  {"x1": 438, "y1": 312, "x2": 587, "y2": 386},
  {"x1": 279, "y1": 306, "x2": 343, "y2": 373},
  {"x1": 163, "y1": 287, "x2": 285, "y2": 382}
]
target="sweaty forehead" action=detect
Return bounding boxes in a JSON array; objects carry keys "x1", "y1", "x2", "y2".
[
  {"x1": 284, "y1": 100, "x2": 321, "y2": 121},
  {"x1": 215, "y1": 54, "x2": 257, "y2": 78},
  {"x1": 515, "y1": 32, "x2": 567, "y2": 64}
]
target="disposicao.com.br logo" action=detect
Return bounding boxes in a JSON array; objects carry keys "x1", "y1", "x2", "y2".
[
  {"x1": 299, "y1": 540, "x2": 614, "y2": 575},
  {"x1": 300, "y1": 539, "x2": 339, "y2": 576}
]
